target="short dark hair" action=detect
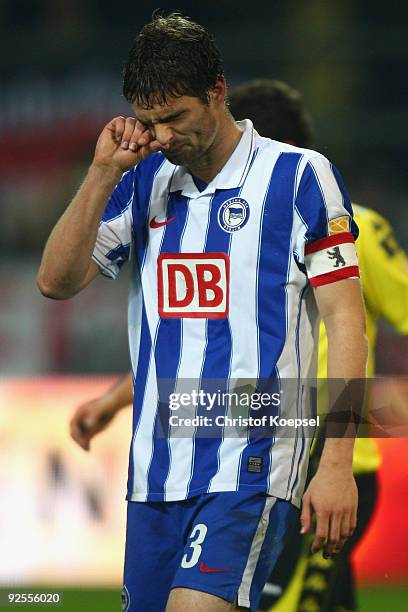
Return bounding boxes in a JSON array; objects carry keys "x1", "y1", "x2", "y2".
[
  {"x1": 228, "y1": 79, "x2": 313, "y2": 148},
  {"x1": 123, "y1": 12, "x2": 224, "y2": 107}
]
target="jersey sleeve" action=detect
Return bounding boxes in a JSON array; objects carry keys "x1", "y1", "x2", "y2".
[
  {"x1": 358, "y1": 209, "x2": 408, "y2": 333},
  {"x1": 294, "y1": 154, "x2": 360, "y2": 287},
  {"x1": 92, "y1": 168, "x2": 135, "y2": 279}
]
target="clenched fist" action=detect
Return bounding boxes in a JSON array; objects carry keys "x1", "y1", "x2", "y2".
[
  {"x1": 70, "y1": 396, "x2": 119, "y2": 451},
  {"x1": 93, "y1": 116, "x2": 169, "y2": 174}
]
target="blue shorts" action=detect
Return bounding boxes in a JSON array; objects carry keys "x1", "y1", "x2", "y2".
[{"x1": 122, "y1": 490, "x2": 299, "y2": 611}]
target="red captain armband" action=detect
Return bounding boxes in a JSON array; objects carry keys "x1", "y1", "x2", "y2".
[{"x1": 304, "y1": 232, "x2": 360, "y2": 287}]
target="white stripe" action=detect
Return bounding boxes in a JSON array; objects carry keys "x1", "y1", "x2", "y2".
[
  {"x1": 128, "y1": 353, "x2": 157, "y2": 501},
  {"x1": 268, "y1": 216, "x2": 312, "y2": 500},
  {"x1": 262, "y1": 582, "x2": 282, "y2": 597},
  {"x1": 164, "y1": 196, "x2": 212, "y2": 500},
  {"x1": 208, "y1": 151, "x2": 280, "y2": 493},
  {"x1": 292, "y1": 207, "x2": 309, "y2": 264},
  {"x1": 93, "y1": 205, "x2": 133, "y2": 278},
  {"x1": 128, "y1": 259, "x2": 143, "y2": 377},
  {"x1": 237, "y1": 496, "x2": 277, "y2": 607}
]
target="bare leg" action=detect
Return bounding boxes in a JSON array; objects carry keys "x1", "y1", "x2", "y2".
[{"x1": 165, "y1": 587, "x2": 248, "y2": 612}]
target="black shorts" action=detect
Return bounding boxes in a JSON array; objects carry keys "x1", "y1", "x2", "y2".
[{"x1": 259, "y1": 469, "x2": 378, "y2": 611}]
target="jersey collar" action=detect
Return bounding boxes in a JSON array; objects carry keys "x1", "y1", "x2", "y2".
[{"x1": 168, "y1": 119, "x2": 255, "y2": 198}]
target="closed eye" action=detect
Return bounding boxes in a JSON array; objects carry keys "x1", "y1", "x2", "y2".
[
  {"x1": 158, "y1": 111, "x2": 185, "y2": 124},
  {"x1": 135, "y1": 110, "x2": 187, "y2": 130}
]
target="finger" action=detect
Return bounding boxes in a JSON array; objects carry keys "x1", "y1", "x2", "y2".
[
  {"x1": 149, "y1": 139, "x2": 168, "y2": 153},
  {"x1": 128, "y1": 121, "x2": 150, "y2": 152},
  {"x1": 300, "y1": 494, "x2": 312, "y2": 534},
  {"x1": 311, "y1": 510, "x2": 329, "y2": 553},
  {"x1": 108, "y1": 116, "x2": 126, "y2": 143},
  {"x1": 70, "y1": 407, "x2": 97, "y2": 445},
  {"x1": 70, "y1": 420, "x2": 90, "y2": 451},
  {"x1": 351, "y1": 505, "x2": 357, "y2": 534},
  {"x1": 120, "y1": 117, "x2": 137, "y2": 150},
  {"x1": 325, "y1": 513, "x2": 341, "y2": 558},
  {"x1": 338, "y1": 512, "x2": 353, "y2": 550},
  {"x1": 134, "y1": 138, "x2": 166, "y2": 162}
]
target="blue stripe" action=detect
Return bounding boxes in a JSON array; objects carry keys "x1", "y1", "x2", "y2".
[
  {"x1": 101, "y1": 170, "x2": 134, "y2": 223},
  {"x1": 106, "y1": 242, "x2": 131, "y2": 269},
  {"x1": 146, "y1": 192, "x2": 190, "y2": 501},
  {"x1": 132, "y1": 153, "x2": 167, "y2": 269},
  {"x1": 126, "y1": 154, "x2": 166, "y2": 498},
  {"x1": 296, "y1": 160, "x2": 330, "y2": 243},
  {"x1": 186, "y1": 188, "x2": 238, "y2": 496},
  {"x1": 239, "y1": 153, "x2": 302, "y2": 492},
  {"x1": 258, "y1": 153, "x2": 301, "y2": 378},
  {"x1": 127, "y1": 300, "x2": 152, "y2": 499}
]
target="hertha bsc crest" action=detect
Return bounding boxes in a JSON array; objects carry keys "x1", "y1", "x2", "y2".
[{"x1": 218, "y1": 197, "x2": 250, "y2": 233}]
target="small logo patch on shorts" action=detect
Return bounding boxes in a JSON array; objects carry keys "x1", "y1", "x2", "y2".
[
  {"x1": 247, "y1": 456, "x2": 263, "y2": 473},
  {"x1": 121, "y1": 585, "x2": 130, "y2": 612}
]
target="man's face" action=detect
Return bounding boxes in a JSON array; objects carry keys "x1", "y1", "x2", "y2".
[{"x1": 133, "y1": 92, "x2": 221, "y2": 167}]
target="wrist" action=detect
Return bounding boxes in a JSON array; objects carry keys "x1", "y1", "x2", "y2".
[
  {"x1": 319, "y1": 438, "x2": 355, "y2": 471},
  {"x1": 317, "y1": 459, "x2": 353, "y2": 474},
  {"x1": 88, "y1": 162, "x2": 123, "y2": 189}
]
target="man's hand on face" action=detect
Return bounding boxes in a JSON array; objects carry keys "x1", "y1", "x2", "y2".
[
  {"x1": 300, "y1": 465, "x2": 358, "y2": 559},
  {"x1": 93, "y1": 116, "x2": 170, "y2": 174}
]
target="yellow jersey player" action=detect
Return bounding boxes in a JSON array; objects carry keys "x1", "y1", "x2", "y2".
[
  {"x1": 224, "y1": 81, "x2": 408, "y2": 612},
  {"x1": 259, "y1": 202, "x2": 408, "y2": 612}
]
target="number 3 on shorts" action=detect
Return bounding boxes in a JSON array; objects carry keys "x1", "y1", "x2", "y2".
[{"x1": 181, "y1": 523, "x2": 208, "y2": 569}]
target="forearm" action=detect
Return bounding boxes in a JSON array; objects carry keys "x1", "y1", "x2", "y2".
[
  {"x1": 102, "y1": 372, "x2": 134, "y2": 414},
  {"x1": 37, "y1": 164, "x2": 121, "y2": 298},
  {"x1": 321, "y1": 318, "x2": 368, "y2": 468}
]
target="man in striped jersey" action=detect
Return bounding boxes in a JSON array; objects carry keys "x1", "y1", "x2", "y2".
[{"x1": 38, "y1": 13, "x2": 367, "y2": 612}]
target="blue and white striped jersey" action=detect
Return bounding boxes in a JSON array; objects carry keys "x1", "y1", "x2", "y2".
[{"x1": 93, "y1": 120, "x2": 359, "y2": 507}]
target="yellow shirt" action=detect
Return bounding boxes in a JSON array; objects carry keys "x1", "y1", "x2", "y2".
[
  {"x1": 318, "y1": 205, "x2": 408, "y2": 473},
  {"x1": 270, "y1": 206, "x2": 408, "y2": 611}
]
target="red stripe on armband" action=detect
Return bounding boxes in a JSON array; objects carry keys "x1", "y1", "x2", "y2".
[
  {"x1": 305, "y1": 232, "x2": 355, "y2": 255},
  {"x1": 309, "y1": 266, "x2": 360, "y2": 287}
]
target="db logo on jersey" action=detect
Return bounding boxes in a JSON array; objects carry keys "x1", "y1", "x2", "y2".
[{"x1": 158, "y1": 253, "x2": 229, "y2": 318}]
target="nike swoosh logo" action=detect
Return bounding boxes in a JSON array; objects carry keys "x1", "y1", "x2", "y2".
[
  {"x1": 199, "y1": 562, "x2": 236, "y2": 573},
  {"x1": 149, "y1": 216, "x2": 176, "y2": 229}
]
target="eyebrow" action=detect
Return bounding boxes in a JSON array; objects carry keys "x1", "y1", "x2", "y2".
[{"x1": 137, "y1": 110, "x2": 186, "y2": 126}]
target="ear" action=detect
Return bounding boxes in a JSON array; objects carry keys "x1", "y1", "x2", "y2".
[{"x1": 209, "y1": 77, "x2": 227, "y2": 106}]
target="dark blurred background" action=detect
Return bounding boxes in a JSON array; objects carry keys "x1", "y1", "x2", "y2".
[
  {"x1": 1, "y1": 0, "x2": 407, "y2": 374},
  {"x1": 1, "y1": 4, "x2": 408, "y2": 608}
]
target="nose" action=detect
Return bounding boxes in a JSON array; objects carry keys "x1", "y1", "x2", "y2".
[{"x1": 152, "y1": 124, "x2": 174, "y2": 146}]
